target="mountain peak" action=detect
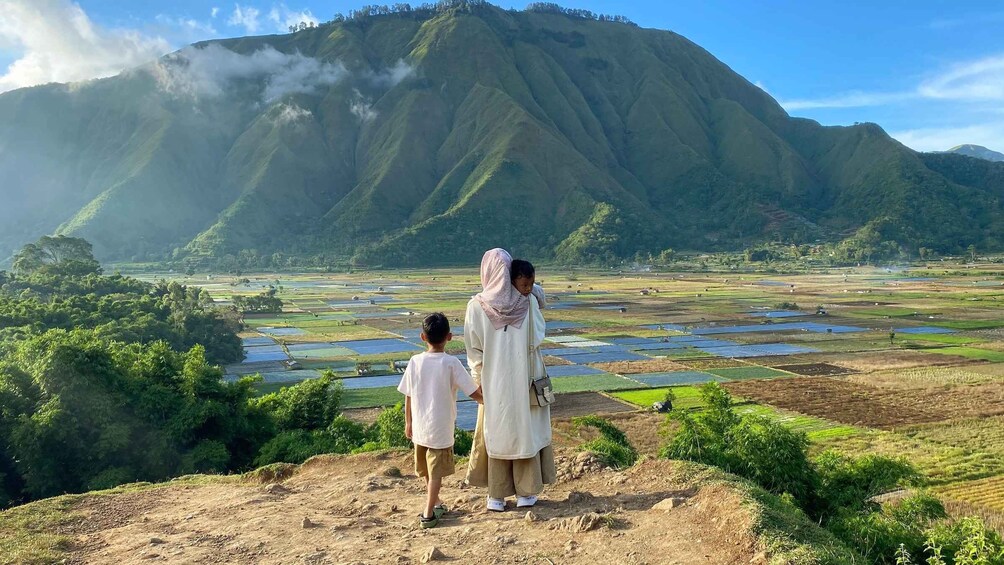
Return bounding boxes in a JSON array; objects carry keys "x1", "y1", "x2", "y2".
[{"x1": 946, "y1": 144, "x2": 1004, "y2": 162}]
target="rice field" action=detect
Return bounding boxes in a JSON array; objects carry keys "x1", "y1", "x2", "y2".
[{"x1": 164, "y1": 263, "x2": 1004, "y2": 517}]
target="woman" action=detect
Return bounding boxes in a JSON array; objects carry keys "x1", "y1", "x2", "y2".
[{"x1": 465, "y1": 248, "x2": 555, "y2": 511}]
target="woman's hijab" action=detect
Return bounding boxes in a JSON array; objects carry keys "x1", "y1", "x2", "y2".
[{"x1": 475, "y1": 248, "x2": 530, "y2": 330}]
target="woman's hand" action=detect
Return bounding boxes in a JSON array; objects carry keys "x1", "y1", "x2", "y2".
[{"x1": 470, "y1": 386, "x2": 484, "y2": 404}]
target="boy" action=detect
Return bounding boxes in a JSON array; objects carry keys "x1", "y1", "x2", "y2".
[
  {"x1": 398, "y1": 313, "x2": 483, "y2": 528},
  {"x1": 510, "y1": 258, "x2": 546, "y2": 308}
]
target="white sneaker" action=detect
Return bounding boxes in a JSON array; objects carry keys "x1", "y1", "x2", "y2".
[
  {"x1": 486, "y1": 497, "x2": 505, "y2": 512},
  {"x1": 516, "y1": 495, "x2": 538, "y2": 508}
]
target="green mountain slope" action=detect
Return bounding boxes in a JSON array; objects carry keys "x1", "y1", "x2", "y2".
[{"x1": 1, "y1": 3, "x2": 1002, "y2": 265}]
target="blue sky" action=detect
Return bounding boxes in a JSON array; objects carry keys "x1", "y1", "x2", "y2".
[{"x1": 2, "y1": 0, "x2": 1002, "y2": 151}]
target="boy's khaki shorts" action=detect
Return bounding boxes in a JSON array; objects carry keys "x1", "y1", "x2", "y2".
[{"x1": 414, "y1": 445, "x2": 455, "y2": 480}]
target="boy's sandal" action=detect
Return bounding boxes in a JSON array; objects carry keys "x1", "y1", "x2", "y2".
[
  {"x1": 419, "y1": 514, "x2": 440, "y2": 529},
  {"x1": 433, "y1": 504, "x2": 448, "y2": 519}
]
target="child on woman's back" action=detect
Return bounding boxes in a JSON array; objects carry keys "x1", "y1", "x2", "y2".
[
  {"x1": 398, "y1": 313, "x2": 483, "y2": 528},
  {"x1": 510, "y1": 259, "x2": 546, "y2": 308}
]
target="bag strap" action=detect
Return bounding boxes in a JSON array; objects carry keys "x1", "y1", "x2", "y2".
[{"x1": 527, "y1": 297, "x2": 537, "y2": 383}]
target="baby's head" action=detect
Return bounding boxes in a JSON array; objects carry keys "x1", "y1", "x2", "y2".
[
  {"x1": 510, "y1": 259, "x2": 535, "y2": 297},
  {"x1": 421, "y1": 312, "x2": 452, "y2": 349}
]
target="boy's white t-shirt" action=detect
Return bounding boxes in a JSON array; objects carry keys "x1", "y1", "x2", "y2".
[{"x1": 397, "y1": 352, "x2": 478, "y2": 449}]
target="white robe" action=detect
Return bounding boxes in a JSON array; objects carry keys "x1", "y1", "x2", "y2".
[{"x1": 465, "y1": 296, "x2": 552, "y2": 460}]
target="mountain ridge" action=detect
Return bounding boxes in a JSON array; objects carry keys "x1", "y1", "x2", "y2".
[
  {"x1": 945, "y1": 144, "x2": 1004, "y2": 162},
  {"x1": 1, "y1": 2, "x2": 1002, "y2": 266}
]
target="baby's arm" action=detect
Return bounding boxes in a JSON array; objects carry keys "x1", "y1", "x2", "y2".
[{"x1": 404, "y1": 395, "x2": 413, "y2": 439}]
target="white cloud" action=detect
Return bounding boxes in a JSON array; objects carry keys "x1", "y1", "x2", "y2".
[
  {"x1": 268, "y1": 4, "x2": 318, "y2": 32},
  {"x1": 366, "y1": 59, "x2": 415, "y2": 87},
  {"x1": 919, "y1": 54, "x2": 1004, "y2": 101},
  {"x1": 781, "y1": 91, "x2": 914, "y2": 111},
  {"x1": 211, "y1": 7, "x2": 220, "y2": 18},
  {"x1": 0, "y1": 0, "x2": 170, "y2": 93},
  {"x1": 272, "y1": 102, "x2": 312, "y2": 125},
  {"x1": 148, "y1": 44, "x2": 347, "y2": 102},
  {"x1": 155, "y1": 14, "x2": 217, "y2": 37},
  {"x1": 350, "y1": 92, "x2": 378, "y2": 123},
  {"x1": 227, "y1": 4, "x2": 261, "y2": 34},
  {"x1": 890, "y1": 122, "x2": 1004, "y2": 153},
  {"x1": 753, "y1": 80, "x2": 769, "y2": 94}
]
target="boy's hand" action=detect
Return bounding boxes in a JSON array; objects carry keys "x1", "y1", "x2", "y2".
[
  {"x1": 405, "y1": 422, "x2": 412, "y2": 439},
  {"x1": 470, "y1": 386, "x2": 484, "y2": 404}
]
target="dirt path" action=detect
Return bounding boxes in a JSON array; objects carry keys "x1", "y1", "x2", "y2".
[{"x1": 65, "y1": 450, "x2": 758, "y2": 565}]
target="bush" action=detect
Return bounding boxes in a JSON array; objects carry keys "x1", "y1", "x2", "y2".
[
  {"x1": 814, "y1": 451, "x2": 920, "y2": 517},
  {"x1": 375, "y1": 403, "x2": 410, "y2": 448},
  {"x1": 572, "y1": 415, "x2": 638, "y2": 469},
  {"x1": 251, "y1": 373, "x2": 344, "y2": 432},
  {"x1": 827, "y1": 493, "x2": 946, "y2": 564},
  {"x1": 923, "y1": 517, "x2": 1004, "y2": 565},
  {"x1": 453, "y1": 428, "x2": 473, "y2": 457}
]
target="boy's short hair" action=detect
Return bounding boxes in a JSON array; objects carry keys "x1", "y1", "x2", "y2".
[
  {"x1": 422, "y1": 312, "x2": 450, "y2": 344},
  {"x1": 510, "y1": 259, "x2": 535, "y2": 282}
]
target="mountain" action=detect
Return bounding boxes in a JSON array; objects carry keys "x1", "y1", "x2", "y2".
[
  {"x1": 946, "y1": 144, "x2": 1004, "y2": 162},
  {"x1": 1, "y1": 2, "x2": 1002, "y2": 266}
]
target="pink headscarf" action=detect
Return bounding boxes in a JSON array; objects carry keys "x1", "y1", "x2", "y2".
[{"x1": 475, "y1": 248, "x2": 530, "y2": 330}]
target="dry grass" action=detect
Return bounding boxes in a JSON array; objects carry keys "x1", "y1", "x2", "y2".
[
  {"x1": 942, "y1": 498, "x2": 1004, "y2": 535},
  {"x1": 845, "y1": 366, "x2": 1002, "y2": 389},
  {"x1": 676, "y1": 357, "x2": 750, "y2": 369},
  {"x1": 591, "y1": 359, "x2": 689, "y2": 374},
  {"x1": 820, "y1": 350, "x2": 971, "y2": 372}
]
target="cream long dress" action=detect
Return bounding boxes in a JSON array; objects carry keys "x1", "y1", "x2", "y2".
[{"x1": 464, "y1": 296, "x2": 556, "y2": 498}]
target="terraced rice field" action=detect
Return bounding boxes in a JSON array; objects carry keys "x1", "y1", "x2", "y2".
[{"x1": 165, "y1": 264, "x2": 1004, "y2": 517}]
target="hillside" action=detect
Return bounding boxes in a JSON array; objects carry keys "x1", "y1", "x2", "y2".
[
  {"x1": 0, "y1": 446, "x2": 857, "y2": 565},
  {"x1": 1, "y1": 2, "x2": 1002, "y2": 265},
  {"x1": 947, "y1": 144, "x2": 1004, "y2": 162}
]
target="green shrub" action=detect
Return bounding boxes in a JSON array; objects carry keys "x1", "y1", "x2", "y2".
[
  {"x1": 375, "y1": 403, "x2": 410, "y2": 448},
  {"x1": 251, "y1": 373, "x2": 344, "y2": 431},
  {"x1": 571, "y1": 415, "x2": 638, "y2": 469},
  {"x1": 827, "y1": 493, "x2": 945, "y2": 564},
  {"x1": 662, "y1": 383, "x2": 815, "y2": 502},
  {"x1": 814, "y1": 451, "x2": 920, "y2": 517},
  {"x1": 923, "y1": 516, "x2": 1004, "y2": 565},
  {"x1": 453, "y1": 428, "x2": 473, "y2": 457}
]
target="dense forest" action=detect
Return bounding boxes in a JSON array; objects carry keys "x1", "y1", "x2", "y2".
[{"x1": 0, "y1": 236, "x2": 426, "y2": 508}]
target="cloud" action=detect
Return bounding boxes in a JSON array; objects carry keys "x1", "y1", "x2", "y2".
[
  {"x1": 154, "y1": 14, "x2": 218, "y2": 37},
  {"x1": 272, "y1": 102, "x2": 312, "y2": 125},
  {"x1": 0, "y1": 0, "x2": 170, "y2": 93},
  {"x1": 350, "y1": 90, "x2": 377, "y2": 122},
  {"x1": 365, "y1": 59, "x2": 415, "y2": 87},
  {"x1": 227, "y1": 4, "x2": 261, "y2": 34},
  {"x1": 781, "y1": 53, "x2": 1004, "y2": 112},
  {"x1": 780, "y1": 91, "x2": 914, "y2": 111},
  {"x1": 211, "y1": 7, "x2": 220, "y2": 18},
  {"x1": 268, "y1": 4, "x2": 319, "y2": 32},
  {"x1": 918, "y1": 54, "x2": 1004, "y2": 101},
  {"x1": 890, "y1": 122, "x2": 1004, "y2": 153},
  {"x1": 148, "y1": 44, "x2": 347, "y2": 102}
]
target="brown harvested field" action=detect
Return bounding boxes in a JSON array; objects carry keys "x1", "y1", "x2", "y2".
[
  {"x1": 543, "y1": 355, "x2": 574, "y2": 366},
  {"x1": 970, "y1": 363, "x2": 1004, "y2": 376},
  {"x1": 677, "y1": 357, "x2": 750, "y2": 369},
  {"x1": 819, "y1": 350, "x2": 973, "y2": 372},
  {"x1": 548, "y1": 391, "x2": 637, "y2": 420},
  {"x1": 723, "y1": 376, "x2": 1004, "y2": 429},
  {"x1": 776, "y1": 363, "x2": 855, "y2": 376},
  {"x1": 553, "y1": 410, "x2": 665, "y2": 457},
  {"x1": 591, "y1": 359, "x2": 688, "y2": 374}
]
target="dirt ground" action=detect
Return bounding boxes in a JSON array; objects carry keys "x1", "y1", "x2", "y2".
[
  {"x1": 724, "y1": 376, "x2": 1004, "y2": 429},
  {"x1": 814, "y1": 350, "x2": 974, "y2": 372},
  {"x1": 591, "y1": 359, "x2": 688, "y2": 374},
  {"x1": 775, "y1": 363, "x2": 854, "y2": 376},
  {"x1": 63, "y1": 450, "x2": 758, "y2": 565}
]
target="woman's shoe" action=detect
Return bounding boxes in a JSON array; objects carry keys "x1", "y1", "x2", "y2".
[
  {"x1": 486, "y1": 497, "x2": 506, "y2": 512},
  {"x1": 516, "y1": 495, "x2": 538, "y2": 508}
]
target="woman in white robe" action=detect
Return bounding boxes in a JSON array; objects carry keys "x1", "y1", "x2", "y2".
[{"x1": 465, "y1": 249, "x2": 555, "y2": 511}]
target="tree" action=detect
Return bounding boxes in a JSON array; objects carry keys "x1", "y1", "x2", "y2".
[
  {"x1": 968, "y1": 244, "x2": 977, "y2": 262},
  {"x1": 11, "y1": 235, "x2": 101, "y2": 276}
]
